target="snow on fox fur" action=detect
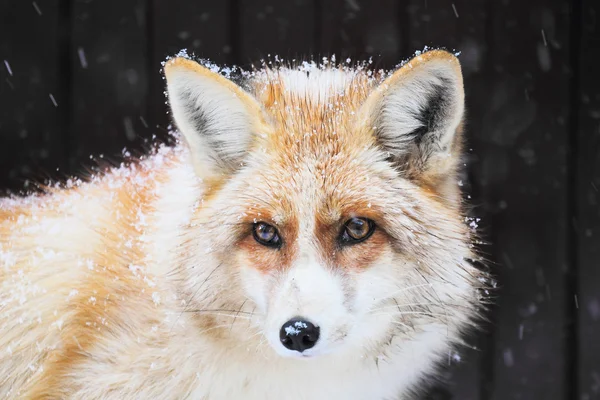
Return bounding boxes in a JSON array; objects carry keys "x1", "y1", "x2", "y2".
[{"x1": 0, "y1": 49, "x2": 488, "y2": 399}]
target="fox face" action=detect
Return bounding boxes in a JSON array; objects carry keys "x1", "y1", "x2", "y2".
[{"x1": 164, "y1": 51, "x2": 482, "y2": 362}]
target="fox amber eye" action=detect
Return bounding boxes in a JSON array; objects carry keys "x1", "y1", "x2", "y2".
[
  {"x1": 253, "y1": 222, "x2": 281, "y2": 248},
  {"x1": 341, "y1": 217, "x2": 375, "y2": 244}
]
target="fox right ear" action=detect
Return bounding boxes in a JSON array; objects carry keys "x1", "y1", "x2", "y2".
[
  {"x1": 360, "y1": 50, "x2": 465, "y2": 190},
  {"x1": 164, "y1": 57, "x2": 265, "y2": 179}
]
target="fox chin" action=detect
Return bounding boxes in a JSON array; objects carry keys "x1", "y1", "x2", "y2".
[{"x1": 0, "y1": 49, "x2": 488, "y2": 399}]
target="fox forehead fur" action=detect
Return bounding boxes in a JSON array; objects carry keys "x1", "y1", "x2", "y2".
[{"x1": 0, "y1": 49, "x2": 487, "y2": 399}]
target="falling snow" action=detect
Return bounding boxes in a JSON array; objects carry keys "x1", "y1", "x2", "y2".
[
  {"x1": 77, "y1": 47, "x2": 88, "y2": 69},
  {"x1": 451, "y1": 4, "x2": 459, "y2": 18},
  {"x1": 3, "y1": 60, "x2": 12, "y2": 76},
  {"x1": 48, "y1": 93, "x2": 58, "y2": 107},
  {"x1": 503, "y1": 348, "x2": 515, "y2": 367},
  {"x1": 31, "y1": 2, "x2": 42, "y2": 15}
]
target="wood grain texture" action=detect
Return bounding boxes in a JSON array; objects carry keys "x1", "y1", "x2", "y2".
[
  {"x1": 0, "y1": 0, "x2": 68, "y2": 191},
  {"x1": 240, "y1": 0, "x2": 315, "y2": 63},
  {"x1": 575, "y1": 0, "x2": 600, "y2": 398},
  {"x1": 70, "y1": 0, "x2": 149, "y2": 169},
  {"x1": 485, "y1": 1, "x2": 571, "y2": 399},
  {"x1": 320, "y1": 0, "x2": 401, "y2": 68},
  {"x1": 150, "y1": 0, "x2": 232, "y2": 136}
]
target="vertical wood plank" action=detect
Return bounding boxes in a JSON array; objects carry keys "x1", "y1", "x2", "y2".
[
  {"x1": 576, "y1": 0, "x2": 600, "y2": 398},
  {"x1": 485, "y1": 1, "x2": 571, "y2": 399},
  {"x1": 407, "y1": 1, "x2": 490, "y2": 399},
  {"x1": 320, "y1": 0, "x2": 400, "y2": 68},
  {"x1": 151, "y1": 0, "x2": 232, "y2": 135},
  {"x1": 0, "y1": 0, "x2": 68, "y2": 190},
  {"x1": 240, "y1": 0, "x2": 315, "y2": 63},
  {"x1": 70, "y1": 0, "x2": 148, "y2": 166}
]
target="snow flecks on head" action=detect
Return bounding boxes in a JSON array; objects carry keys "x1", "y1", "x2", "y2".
[
  {"x1": 162, "y1": 49, "x2": 238, "y2": 80},
  {"x1": 252, "y1": 55, "x2": 390, "y2": 83},
  {"x1": 164, "y1": 50, "x2": 395, "y2": 100},
  {"x1": 398, "y1": 46, "x2": 461, "y2": 70},
  {"x1": 175, "y1": 48, "x2": 191, "y2": 59}
]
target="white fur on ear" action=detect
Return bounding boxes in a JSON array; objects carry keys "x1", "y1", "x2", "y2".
[
  {"x1": 164, "y1": 57, "x2": 263, "y2": 178},
  {"x1": 366, "y1": 50, "x2": 465, "y2": 176}
]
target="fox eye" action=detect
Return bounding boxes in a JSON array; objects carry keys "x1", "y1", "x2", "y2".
[
  {"x1": 253, "y1": 222, "x2": 281, "y2": 248},
  {"x1": 341, "y1": 217, "x2": 375, "y2": 244}
]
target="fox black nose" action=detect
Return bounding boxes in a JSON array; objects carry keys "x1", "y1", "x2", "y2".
[{"x1": 279, "y1": 318, "x2": 320, "y2": 352}]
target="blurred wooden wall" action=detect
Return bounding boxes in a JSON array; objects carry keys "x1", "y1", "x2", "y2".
[{"x1": 0, "y1": 0, "x2": 598, "y2": 399}]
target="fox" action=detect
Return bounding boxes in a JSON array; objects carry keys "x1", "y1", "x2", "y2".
[{"x1": 0, "y1": 49, "x2": 487, "y2": 399}]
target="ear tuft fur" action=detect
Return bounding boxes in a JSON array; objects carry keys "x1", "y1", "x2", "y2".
[{"x1": 363, "y1": 50, "x2": 465, "y2": 185}]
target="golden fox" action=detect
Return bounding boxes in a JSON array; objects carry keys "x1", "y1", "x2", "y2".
[{"x1": 0, "y1": 49, "x2": 486, "y2": 399}]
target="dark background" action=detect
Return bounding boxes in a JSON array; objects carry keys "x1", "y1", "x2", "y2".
[{"x1": 0, "y1": 0, "x2": 598, "y2": 399}]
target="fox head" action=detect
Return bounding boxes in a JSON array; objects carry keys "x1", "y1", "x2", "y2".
[{"x1": 164, "y1": 50, "x2": 482, "y2": 360}]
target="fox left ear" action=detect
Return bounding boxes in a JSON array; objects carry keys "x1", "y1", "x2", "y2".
[
  {"x1": 362, "y1": 50, "x2": 465, "y2": 189},
  {"x1": 164, "y1": 57, "x2": 265, "y2": 179}
]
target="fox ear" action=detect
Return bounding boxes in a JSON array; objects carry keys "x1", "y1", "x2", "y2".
[
  {"x1": 164, "y1": 57, "x2": 264, "y2": 179},
  {"x1": 363, "y1": 50, "x2": 465, "y2": 186}
]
